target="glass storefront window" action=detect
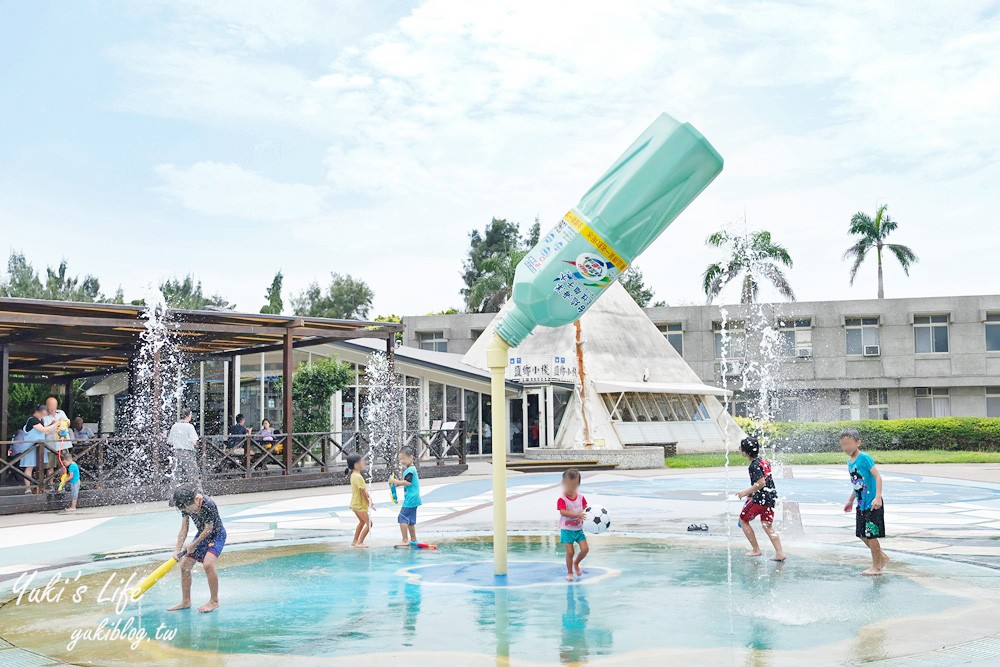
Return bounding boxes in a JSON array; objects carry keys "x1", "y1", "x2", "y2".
[
  {"x1": 481, "y1": 394, "x2": 493, "y2": 455},
  {"x1": 446, "y1": 386, "x2": 461, "y2": 423},
  {"x1": 342, "y1": 387, "x2": 356, "y2": 432},
  {"x1": 405, "y1": 386, "x2": 420, "y2": 431},
  {"x1": 464, "y1": 390, "x2": 480, "y2": 454},
  {"x1": 202, "y1": 360, "x2": 226, "y2": 435},
  {"x1": 601, "y1": 392, "x2": 710, "y2": 423},
  {"x1": 428, "y1": 382, "x2": 444, "y2": 427}
]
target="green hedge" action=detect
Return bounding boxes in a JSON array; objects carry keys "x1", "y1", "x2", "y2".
[{"x1": 735, "y1": 417, "x2": 1000, "y2": 453}]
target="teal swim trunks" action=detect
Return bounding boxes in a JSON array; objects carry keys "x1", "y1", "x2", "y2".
[{"x1": 560, "y1": 529, "x2": 587, "y2": 544}]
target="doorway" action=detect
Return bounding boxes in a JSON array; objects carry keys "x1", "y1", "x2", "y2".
[{"x1": 509, "y1": 387, "x2": 550, "y2": 453}]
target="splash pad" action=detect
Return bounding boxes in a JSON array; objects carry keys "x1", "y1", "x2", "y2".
[{"x1": 1, "y1": 536, "x2": 997, "y2": 666}]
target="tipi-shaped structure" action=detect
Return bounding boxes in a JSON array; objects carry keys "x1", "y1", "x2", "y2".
[{"x1": 463, "y1": 282, "x2": 743, "y2": 453}]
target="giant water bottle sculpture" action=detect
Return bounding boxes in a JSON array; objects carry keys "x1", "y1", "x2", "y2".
[
  {"x1": 495, "y1": 113, "x2": 724, "y2": 346},
  {"x1": 489, "y1": 113, "x2": 724, "y2": 574}
]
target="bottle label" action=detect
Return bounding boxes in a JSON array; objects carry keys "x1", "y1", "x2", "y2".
[{"x1": 522, "y1": 210, "x2": 629, "y2": 314}]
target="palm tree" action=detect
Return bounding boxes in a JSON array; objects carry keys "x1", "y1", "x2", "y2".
[
  {"x1": 842, "y1": 204, "x2": 918, "y2": 299},
  {"x1": 468, "y1": 249, "x2": 528, "y2": 312},
  {"x1": 702, "y1": 230, "x2": 794, "y2": 304}
]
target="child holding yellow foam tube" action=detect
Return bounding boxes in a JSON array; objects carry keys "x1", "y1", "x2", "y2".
[
  {"x1": 389, "y1": 446, "x2": 422, "y2": 547},
  {"x1": 167, "y1": 485, "x2": 226, "y2": 613}
]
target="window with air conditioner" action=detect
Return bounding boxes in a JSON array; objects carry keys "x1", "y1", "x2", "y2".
[
  {"x1": 914, "y1": 315, "x2": 949, "y2": 353},
  {"x1": 915, "y1": 387, "x2": 950, "y2": 417},
  {"x1": 778, "y1": 318, "x2": 812, "y2": 357},
  {"x1": 846, "y1": 317, "x2": 880, "y2": 356}
]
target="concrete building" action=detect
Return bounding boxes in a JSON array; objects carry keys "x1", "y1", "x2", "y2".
[{"x1": 404, "y1": 294, "x2": 1000, "y2": 422}]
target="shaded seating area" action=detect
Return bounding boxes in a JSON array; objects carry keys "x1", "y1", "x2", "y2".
[{"x1": 0, "y1": 298, "x2": 417, "y2": 513}]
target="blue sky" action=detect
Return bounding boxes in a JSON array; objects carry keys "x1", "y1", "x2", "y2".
[{"x1": 2, "y1": 1, "x2": 999, "y2": 315}]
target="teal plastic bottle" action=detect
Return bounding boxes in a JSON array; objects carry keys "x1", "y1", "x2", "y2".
[{"x1": 495, "y1": 113, "x2": 723, "y2": 347}]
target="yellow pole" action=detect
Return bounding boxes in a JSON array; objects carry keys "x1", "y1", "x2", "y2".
[{"x1": 487, "y1": 333, "x2": 510, "y2": 576}]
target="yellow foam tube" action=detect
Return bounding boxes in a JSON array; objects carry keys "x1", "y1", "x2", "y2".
[{"x1": 129, "y1": 553, "x2": 182, "y2": 600}]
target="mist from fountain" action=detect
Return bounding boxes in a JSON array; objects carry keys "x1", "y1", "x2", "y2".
[
  {"x1": 362, "y1": 351, "x2": 404, "y2": 482},
  {"x1": 712, "y1": 224, "x2": 790, "y2": 633},
  {"x1": 115, "y1": 289, "x2": 186, "y2": 501}
]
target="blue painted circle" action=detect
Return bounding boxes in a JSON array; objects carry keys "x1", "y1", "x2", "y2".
[{"x1": 401, "y1": 560, "x2": 615, "y2": 588}]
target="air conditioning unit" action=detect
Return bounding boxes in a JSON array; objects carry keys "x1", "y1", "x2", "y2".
[
  {"x1": 863, "y1": 345, "x2": 881, "y2": 356},
  {"x1": 797, "y1": 347, "x2": 813, "y2": 358}
]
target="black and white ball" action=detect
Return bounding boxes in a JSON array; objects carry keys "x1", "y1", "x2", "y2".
[{"x1": 584, "y1": 506, "x2": 611, "y2": 534}]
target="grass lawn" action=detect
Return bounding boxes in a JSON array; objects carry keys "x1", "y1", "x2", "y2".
[{"x1": 665, "y1": 449, "x2": 1000, "y2": 469}]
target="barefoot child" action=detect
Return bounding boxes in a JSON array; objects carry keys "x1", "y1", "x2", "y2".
[
  {"x1": 64, "y1": 452, "x2": 80, "y2": 512},
  {"x1": 736, "y1": 437, "x2": 786, "y2": 561},
  {"x1": 347, "y1": 454, "x2": 374, "y2": 547},
  {"x1": 841, "y1": 429, "x2": 889, "y2": 576},
  {"x1": 557, "y1": 468, "x2": 589, "y2": 581},
  {"x1": 389, "y1": 446, "x2": 422, "y2": 547},
  {"x1": 168, "y1": 485, "x2": 226, "y2": 613}
]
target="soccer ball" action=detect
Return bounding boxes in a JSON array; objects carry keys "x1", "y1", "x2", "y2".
[{"x1": 584, "y1": 506, "x2": 611, "y2": 534}]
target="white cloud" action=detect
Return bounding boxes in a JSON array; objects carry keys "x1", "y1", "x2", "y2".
[
  {"x1": 93, "y1": 0, "x2": 1000, "y2": 312},
  {"x1": 154, "y1": 162, "x2": 330, "y2": 222}
]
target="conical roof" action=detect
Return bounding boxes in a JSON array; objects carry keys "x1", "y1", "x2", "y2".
[
  {"x1": 463, "y1": 282, "x2": 743, "y2": 452},
  {"x1": 464, "y1": 282, "x2": 703, "y2": 385}
]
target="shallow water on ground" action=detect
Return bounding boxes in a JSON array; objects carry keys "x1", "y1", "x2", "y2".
[{"x1": 0, "y1": 537, "x2": 969, "y2": 665}]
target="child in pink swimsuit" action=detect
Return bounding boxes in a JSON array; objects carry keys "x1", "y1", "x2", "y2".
[{"x1": 557, "y1": 468, "x2": 589, "y2": 581}]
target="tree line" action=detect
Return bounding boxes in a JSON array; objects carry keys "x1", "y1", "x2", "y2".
[
  {"x1": 0, "y1": 203, "x2": 918, "y2": 321},
  {"x1": 461, "y1": 204, "x2": 917, "y2": 310},
  {"x1": 700, "y1": 203, "x2": 917, "y2": 304},
  {"x1": 0, "y1": 254, "x2": 377, "y2": 320}
]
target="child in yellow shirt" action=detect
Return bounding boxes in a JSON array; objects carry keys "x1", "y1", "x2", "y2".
[{"x1": 347, "y1": 454, "x2": 374, "y2": 547}]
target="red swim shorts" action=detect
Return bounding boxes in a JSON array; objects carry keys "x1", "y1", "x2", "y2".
[{"x1": 739, "y1": 501, "x2": 775, "y2": 524}]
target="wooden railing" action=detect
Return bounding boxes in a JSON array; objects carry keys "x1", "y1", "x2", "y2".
[
  {"x1": 0, "y1": 436, "x2": 160, "y2": 496},
  {"x1": 1, "y1": 422, "x2": 467, "y2": 496}
]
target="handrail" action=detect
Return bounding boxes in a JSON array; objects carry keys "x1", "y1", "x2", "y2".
[{"x1": 1, "y1": 423, "x2": 467, "y2": 496}]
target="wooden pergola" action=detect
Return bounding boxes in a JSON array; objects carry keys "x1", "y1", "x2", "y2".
[{"x1": 0, "y1": 298, "x2": 403, "y2": 472}]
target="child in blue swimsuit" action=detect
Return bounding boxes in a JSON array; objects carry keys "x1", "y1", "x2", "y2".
[{"x1": 168, "y1": 485, "x2": 226, "y2": 613}]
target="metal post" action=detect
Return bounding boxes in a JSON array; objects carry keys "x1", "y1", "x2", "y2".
[
  {"x1": 0, "y1": 343, "x2": 9, "y2": 440},
  {"x1": 230, "y1": 355, "x2": 240, "y2": 421},
  {"x1": 222, "y1": 359, "x2": 229, "y2": 437},
  {"x1": 1, "y1": 343, "x2": 8, "y2": 483},
  {"x1": 259, "y1": 352, "x2": 266, "y2": 426},
  {"x1": 282, "y1": 328, "x2": 294, "y2": 474},
  {"x1": 63, "y1": 379, "x2": 74, "y2": 423},
  {"x1": 487, "y1": 333, "x2": 510, "y2": 576},
  {"x1": 198, "y1": 362, "x2": 205, "y2": 436}
]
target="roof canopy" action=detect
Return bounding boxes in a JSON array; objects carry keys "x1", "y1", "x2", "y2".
[{"x1": 0, "y1": 298, "x2": 403, "y2": 379}]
